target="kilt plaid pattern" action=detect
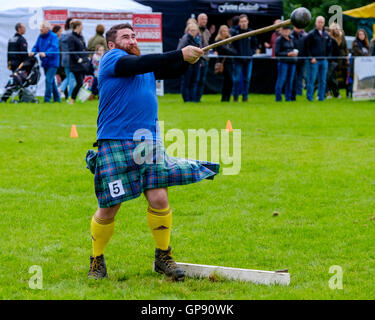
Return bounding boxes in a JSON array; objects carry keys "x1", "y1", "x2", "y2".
[{"x1": 89, "y1": 140, "x2": 220, "y2": 208}]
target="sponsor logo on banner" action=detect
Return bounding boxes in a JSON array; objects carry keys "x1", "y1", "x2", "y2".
[
  {"x1": 44, "y1": 9, "x2": 68, "y2": 27},
  {"x1": 217, "y1": 2, "x2": 267, "y2": 13},
  {"x1": 133, "y1": 14, "x2": 162, "y2": 42},
  {"x1": 69, "y1": 11, "x2": 132, "y2": 20}
]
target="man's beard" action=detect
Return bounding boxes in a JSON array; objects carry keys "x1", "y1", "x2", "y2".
[{"x1": 115, "y1": 43, "x2": 141, "y2": 56}]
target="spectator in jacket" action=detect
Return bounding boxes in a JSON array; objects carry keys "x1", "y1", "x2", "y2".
[
  {"x1": 208, "y1": 24, "x2": 216, "y2": 44},
  {"x1": 195, "y1": 13, "x2": 210, "y2": 102},
  {"x1": 264, "y1": 19, "x2": 281, "y2": 57},
  {"x1": 371, "y1": 38, "x2": 375, "y2": 56},
  {"x1": 7, "y1": 23, "x2": 28, "y2": 72},
  {"x1": 214, "y1": 25, "x2": 237, "y2": 102},
  {"x1": 31, "y1": 21, "x2": 60, "y2": 103},
  {"x1": 351, "y1": 29, "x2": 370, "y2": 57},
  {"x1": 229, "y1": 16, "x2": 239, "y2": 35},
  {"x1": 327, "y1": 24, "x2": 349, "y2": 97},
  {"x1": 231, "y1": 14, "x2": 258, "y2": 102},
  {"x1": 67, "y1": 20, "x2": 90, "y2": 104},
  {"x1": 88, "y1": 24, "x2": 108, "y2": 52},
  {"x1": 274, "y1": 26, "x2": 297, "y2": 102},
  {"x1": 52, "y1": 25, "x2": 64, "y2": 88},
  {"x1": 326, "y1": 23, "x2": 342, "y2": 99},
  {"x1": 59, "y1": 18, "x2": 76, "y2": 100},
  {"x1": 291, "y1": 26, "x2": 307, "y2": 100},
  {"x1": 90, "y1": 44, "x2": 105, "y2": 100},
  {"x1": 305, "y1": 16, "x2": 330, "y2": 102},
  {"x1": 177, "y1": 23, "x2": 202, "y2": 102}
]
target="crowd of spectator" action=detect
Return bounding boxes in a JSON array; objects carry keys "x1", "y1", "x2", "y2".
[
  {"x1": 4, "y1": 14, "x2": 375, "y2": 104},
  {"x1": 5, "y1": 18, "x2": 107, "y2": 104},
  {"x1": 177, "y1": 13, "x2": 375, "y2": 103}
]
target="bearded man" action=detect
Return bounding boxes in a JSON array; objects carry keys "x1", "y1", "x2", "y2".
[{"x1": 86, "y1": 23, "x2": 220, "y2": 281}]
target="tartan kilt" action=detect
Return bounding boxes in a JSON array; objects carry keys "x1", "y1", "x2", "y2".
[{"x1": 86, "y1": 140, "x2": 220, "y2": 208}]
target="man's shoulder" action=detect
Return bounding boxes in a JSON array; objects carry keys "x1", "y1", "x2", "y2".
[
  {"x1": 103, "y1": 48, "x2": 127, "y2": 60},
  {"x1": 100, "y1": 49, "x2": 127, "y2": 73}
]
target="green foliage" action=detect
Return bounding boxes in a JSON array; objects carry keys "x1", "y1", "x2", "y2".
[{"x1": 0, "y1": 93, "x2": 374, "y2": 299}]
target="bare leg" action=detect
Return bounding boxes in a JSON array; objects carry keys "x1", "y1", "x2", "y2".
[
  {"x1": 95, "y1": 203, "x2": 121, "y2": 220},
  {"x1": 144, "y1": 188, "x2": 169, "y2": 209}
]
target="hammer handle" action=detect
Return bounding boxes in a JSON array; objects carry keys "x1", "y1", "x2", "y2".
[{"x1": 202, "y1": 19, "x2": 291, "y2": 52}]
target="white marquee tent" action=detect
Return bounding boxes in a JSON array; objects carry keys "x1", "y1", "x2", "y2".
[{"x1": 0, "y1": 0, "x2": 152, "y2": 96}]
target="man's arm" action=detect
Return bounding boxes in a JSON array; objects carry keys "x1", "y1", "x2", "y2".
[
  {"x1": 115, "y1": 50, "x2": 183, "y2": 77},
  {"x1": 154, "y1": 60, "x2": 190, "y2": 80},
  {"x1": 45, "y1": 35, "x2": 60, "y2": 57},
  {"x1": 115, "y1": 46, "x2": 203, "y2": 77}
]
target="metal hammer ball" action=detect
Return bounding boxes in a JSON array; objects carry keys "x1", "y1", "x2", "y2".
[{"x1": 290, "y1": 7, "x2": 312, "y2": 29}]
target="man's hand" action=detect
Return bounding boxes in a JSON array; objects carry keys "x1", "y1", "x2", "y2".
[
  {"x1": 288, "y1": 51, "x2": 297, "y2": 57},
  {"x1": 28, "y1": 52, "x2": 35, "y2": 57},
  {"x1": 182, "y1": 46, "x2": 204, "y2": 64},
  {"x1": 311, "y1": 58, "x2": 317, "y2": 64},
  {"x1": 40, "y1": 52, "x2": 46, "y2": 58}
]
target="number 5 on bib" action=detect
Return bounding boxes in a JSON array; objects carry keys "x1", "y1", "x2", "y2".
[{"x1": 108, "y1": 180, "x2": 125, "y2": 198}]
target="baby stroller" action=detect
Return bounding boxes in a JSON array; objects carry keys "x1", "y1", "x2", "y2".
[{"x1": 1, "y1": 56, "x2": 40, "y2": 103}]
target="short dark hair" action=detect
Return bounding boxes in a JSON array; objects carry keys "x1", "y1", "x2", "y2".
[
  {"x1": 52, "y1": 25, "x2": 62, "y2": 34},
  {"x1": 232, "y1": 16, "x2": 240, "y2": 26},
  {"x1": 15, "y1": 23, "x2": 23, "y2": 32},
  {"x1": 106, "y1": 23, "x2": 134, "y2": 45},
  {"x1": 239, "y1": 14, "x2": 248, "y2": 21},
  {"x1": 70, "y1": 20, "x2": 82, "y2": 31},
  {"x1": 96, "y1": 24, "x2": 105, "y2": 35},
  {"x1": 64, "y1": 18, "x2": 73, "y2": 31}
]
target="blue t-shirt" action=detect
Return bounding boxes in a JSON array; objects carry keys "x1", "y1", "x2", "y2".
[{"x1": 97, "y1": 49, "x2": 160, "y2": 141}]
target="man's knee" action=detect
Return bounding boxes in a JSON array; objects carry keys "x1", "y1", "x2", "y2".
[
  {"x1": 146, "y1": 189, "x2": 169, "y2": 209},
  {"x1": 97, "y1": 203, "x2": 121, "y2": 220}
]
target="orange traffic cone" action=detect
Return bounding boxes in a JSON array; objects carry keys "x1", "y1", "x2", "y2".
[
  {"x1": 226, "y1": 120, "x2": 233, "y2": 132},
  {"x1": 70, "y1": 124, "x2": 79, "y2": 138}
]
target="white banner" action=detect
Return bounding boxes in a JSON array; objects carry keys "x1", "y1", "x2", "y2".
[{"x1": 353, "y1": 56, "x2": 375, "y2": 101}]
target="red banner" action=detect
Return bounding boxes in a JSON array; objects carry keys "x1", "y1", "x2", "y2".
[
  {"x1": 44, "y1": 9, "x2": 68, "y2": 27},
  {"x1": 70, "y1": 11, "x2": 132, "y2": 20},
  {"x1": 133, "y1": 13, "x2": 162, "y2": 42}
]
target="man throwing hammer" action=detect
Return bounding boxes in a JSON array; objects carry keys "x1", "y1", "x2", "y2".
[{"x1": 86, "y1": 23, "x2": 219, "y2": 281}]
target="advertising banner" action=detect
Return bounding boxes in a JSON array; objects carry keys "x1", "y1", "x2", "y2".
[{"x1": 353, "y1": 57, "x2": 375, "y2": 101}]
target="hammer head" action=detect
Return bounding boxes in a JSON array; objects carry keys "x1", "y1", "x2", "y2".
[{"x1": 291, "y1": 7, "x2": 312, "y2": 29}]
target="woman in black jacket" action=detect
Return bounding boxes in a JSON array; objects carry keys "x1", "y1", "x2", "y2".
[
  {"x1": 67, "y1": 20, "x2": 89, "y2": 104},
  {"x1": 214, "y1": 25, "x2": 237, "y2": 102},
  {"x1": 274, "y1": 26, "x2": 298, "y2": 102},
  {"x1": 177, "y1": 22, "x2": 202, "y2": 102}
]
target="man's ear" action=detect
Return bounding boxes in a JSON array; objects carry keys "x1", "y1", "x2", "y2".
[{"x1": 108, "y1": 41, "x2": 115, "y2": 50}]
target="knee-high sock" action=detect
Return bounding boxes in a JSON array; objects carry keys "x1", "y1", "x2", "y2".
[
  {"x1": 147, "y1": 205, "x2": 172, "y2": 250},
  {"x1": 91, "y1": 214, "x2": 115, "y2": 257}
]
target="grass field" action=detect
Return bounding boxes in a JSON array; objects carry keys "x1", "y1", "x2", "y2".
[{"x1": 1, "y1": 93, "x2": 374, "y2": 300}]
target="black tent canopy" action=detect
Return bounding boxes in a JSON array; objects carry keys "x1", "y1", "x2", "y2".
[
  {"x1": 136, "y1": 0, "x2": 283, "y2": 94},
  {"x1": 195, "y1": 0, "x2": 283, "y2": 16}
]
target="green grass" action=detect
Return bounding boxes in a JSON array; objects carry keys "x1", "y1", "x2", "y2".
[{"x1": 1, "y1": 93, "x2": 374, "y2": 299}]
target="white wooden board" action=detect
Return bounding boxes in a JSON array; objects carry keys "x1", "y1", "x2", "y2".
[{"x1": 169, "y1": 262, "x2": 290, "y2": 286}]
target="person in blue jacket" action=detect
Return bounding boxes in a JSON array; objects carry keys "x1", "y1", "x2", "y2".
[{"x1": 31, "y1": 21, "x2": 60, "y2": 103}]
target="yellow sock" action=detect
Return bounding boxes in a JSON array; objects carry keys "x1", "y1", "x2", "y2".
[
  {"x1": 91, "y1": 214, "x2": 115, "y2": 257},
  {"x1": 147, "y1": 205, "x2": 172, "y2": 250}
]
